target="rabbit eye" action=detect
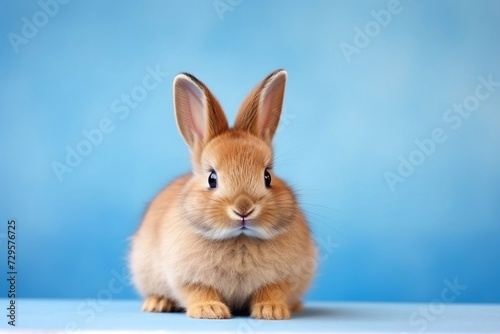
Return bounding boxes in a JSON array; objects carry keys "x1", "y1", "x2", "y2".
[
  {"x1": 264, "y1": 170, "x2": 271, "y2": 188},
  {"x1": 208, "y1": 170, "x2": 217, "y2": 189}
]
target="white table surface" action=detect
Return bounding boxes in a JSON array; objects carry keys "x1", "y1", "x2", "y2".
[{"x1": 1, "y1": 299, "x2": 499, "y2": 333}]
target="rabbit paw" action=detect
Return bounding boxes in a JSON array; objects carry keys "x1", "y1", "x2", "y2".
[
  {"x1": 187, "y1": 301, "x2": 231, "y2": 319},
  {"x1": 142, "y1": 295, "x2": 177, "y2": 312},
  {"x1": 251, "y1": 301, "x2": 291, "y2": 320}
]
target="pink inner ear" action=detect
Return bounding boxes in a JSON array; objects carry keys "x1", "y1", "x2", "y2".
[
  {"x1": 259, "y1": 90, "x2": 278, "y2": 131},
  {"x1": 181, "y1": 78, "x2": 206, "y2": 141},
  {"x1": 258, "y1": 72, "x2": 286, "y2": 138}
]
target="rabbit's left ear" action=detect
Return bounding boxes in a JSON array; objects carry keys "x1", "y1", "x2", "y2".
[
  {"x1": 234, "y1": 69, "x2": 287, "y2": 142},
  {"x1": 173, "y1": 73, "x2": 228, "y2": 150}
]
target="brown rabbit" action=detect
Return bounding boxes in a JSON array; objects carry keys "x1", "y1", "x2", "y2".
[{"x1": 129, "y1": 69, "x2": 316, "y2": 319}]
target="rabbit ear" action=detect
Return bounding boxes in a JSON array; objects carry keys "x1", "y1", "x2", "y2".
[
  {"x1": 173, "y1": 73, "x2": 229, "y2": 149},
  {"x1": 234, "y1": 69, "x2": 287, "y2": 142}
]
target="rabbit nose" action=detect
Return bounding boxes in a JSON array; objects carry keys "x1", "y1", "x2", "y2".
[
  {"x1": 233, "y1": 208, "x2": 255, "y2": 219},
  {"x1": 233, "y1": 195, "x2": 255, "y2": 218}
]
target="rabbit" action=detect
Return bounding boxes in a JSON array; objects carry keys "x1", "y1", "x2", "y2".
[{"x1": 129, "y1": 69, "x2": 317, "y2": 320}]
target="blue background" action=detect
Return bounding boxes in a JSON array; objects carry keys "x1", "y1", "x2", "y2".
[{"x1": 1, "y1": 0, "x2": 499, "y2": 303}]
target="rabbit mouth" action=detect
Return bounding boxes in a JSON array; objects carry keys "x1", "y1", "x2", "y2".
[
  {"x1": 236, "y1": 225, "x2": 262, "y2": 238},
  {"x1": 239, "y1": 219, "x2": 249, "y2": 228},
  {"x1": 194, "y1": 216, "x2": 285, "y2": 240},
  {"x1": 225, "y1": 220, "x2": 263, "y2": 238},
  {"x1": 198, "y1": 223, "x2": 283, "y2": 240},
  {"x1": 237, "y1": 219, "x2": 250, "y2": 231}
]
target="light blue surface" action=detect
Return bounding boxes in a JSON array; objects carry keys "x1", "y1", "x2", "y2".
[
  {"x1": 1, "y1": 1, "x2": 500, "y2": 303},
  {"x1": 2, "y1": 299, "x2": 500, "y2": 332}
]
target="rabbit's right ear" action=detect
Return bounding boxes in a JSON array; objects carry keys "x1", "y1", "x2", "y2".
[{"x1": 173, "y1": 73, "x2": 228, "y2": 149}]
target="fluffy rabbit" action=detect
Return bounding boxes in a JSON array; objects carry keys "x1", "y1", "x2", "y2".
[{"x1": 129, "y1": 69, "x2": 316, "y2": 320}]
